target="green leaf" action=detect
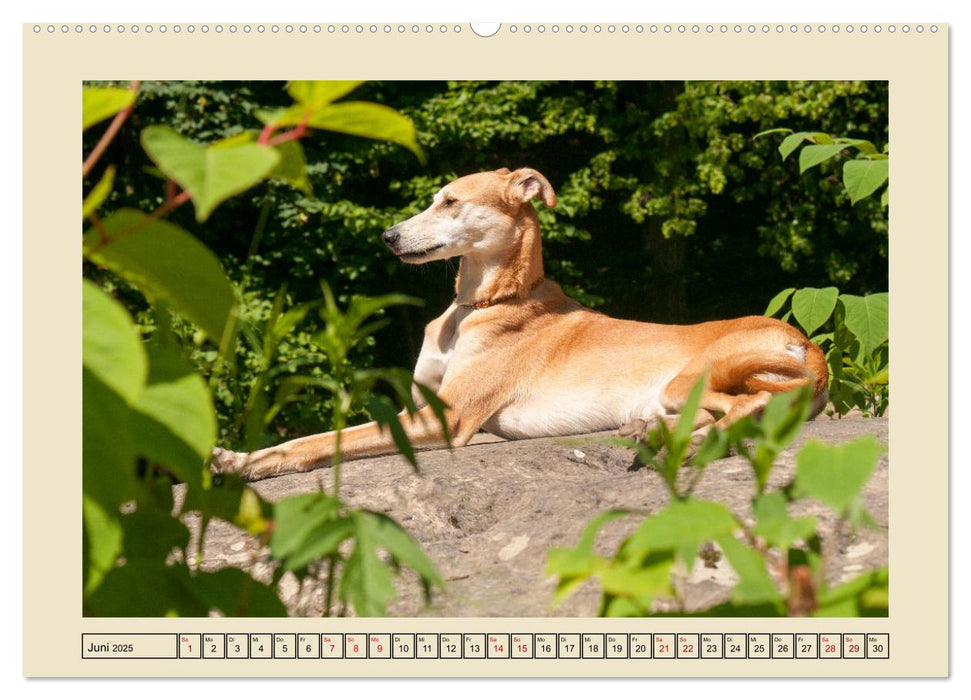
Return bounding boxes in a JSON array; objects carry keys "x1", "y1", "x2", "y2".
[
  {"x1": 85, "y1": 562, "x2": 287, "y2": 616},
  {"x1": 82, "y1": 368, "x2": 137, "y2": 509},
  {"x1": 546, "y1": 510, "x2": 627, "y2": 605},
  {"x1": 82, "y1": 86, "x2": 136, "y2": 130},
  {"x1": 718, "y1": 536, "x2": 784, "y2": 606},
  {"x1": 270, "y1": 140, "x2": 313, "y2": 195},
  {"x1": 83, "y1": 209, "x2": 237, "y2": 344},
  {"x1": 140, "y1": 125, "x2": 281, "y2": 221},
  {"x1": 843, "y1": 158, "x2": 890, "y2": 204},
  {"x1": 752, "y1": 127, "x2": 792, "y2": 140},
  {"x1": 181, "y1": 474, "x2": 270, "y2": 535},
  {"x1": 814, "y1": 567, "x2": 888, "y2": 617},
  {"x1": 363, "y1": 512, "x2": 444, "y2": 599},
  {"x1": 306, "y1": 102, "x2": 426, "y2": 163},
  {"x1": 270, "y1": 492, "x2": 343, "y2": 561},
  {"x1": 190, "y1": 568, "x2": 289, "y2": 617},
  {"x1": 599, "y1": 553, "x2": 674, "y2": 606},
  {"x1": 624, "y1": 499, "x2": 738, "y2": 572},
  {"x1": 367, "y1": 394, "x2": 417, "y2": 467},
  {"x1": 839, "y1": 293, "x2": 889, "y2": 357},
  {"x1": 881, "y1": 188, "x2": 889, "y2": 208},
  {"x1": 751, "y1": 493, "x2": 817, "y2": 551},
  {"x1": 794, "y1": 437, "x2": 886, "y2": 513},
  {"x1": 341, "y1": 511, "x2": 397, "y2": 616},
  {"x1": 799, "y1": 143, "x2": 848, "y2": 173},
  {"x1": 85, "y1": 561, "x2": 210, "y2": 616},
  {"x1": 83, "y1": 165, "x2": 115, "y2": 219},
  {"x1": 82, "y1": 280, "x2": 146, "y2": 404},
  {"x1": 119, "y1": 507, "x2": 191, "y2": 561},
  {"x1": 138, "y1": 344, "x2": 217, "y2": 461},
  {"x1": 287, "y1": 80, "x2": 364, "y2": 108},
  {"x1": 82, "y1": 494, "x2": 123, "y2": 596},
  {"x1": 791, "y1": 287, "x2": 839, "y2": 336},
  {"x1": 777, "y1": 132, "x2": 812, "y2": 161},
  {"x1": 763, "y1": 287, "x2": 795, "y2": 317}
]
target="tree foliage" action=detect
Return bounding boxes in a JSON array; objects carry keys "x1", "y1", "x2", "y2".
[{"x1": 85, "y1": 79, "x2": 888, "y2": 443}]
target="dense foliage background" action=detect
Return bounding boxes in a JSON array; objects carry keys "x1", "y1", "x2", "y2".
[{"x1": 83, "y1": 80, "x2": 888, "y2": 447}]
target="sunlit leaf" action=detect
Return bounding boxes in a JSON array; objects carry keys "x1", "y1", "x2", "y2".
[
  {"x1": 141, "y1": 125, "x2": 281, "y2": 222},
  {"x1": 82, "y1": 86, "x2": 136, "y2": 130},
  {"x1": 83, "y1": 209, "x2": 237, "y2": 344}
]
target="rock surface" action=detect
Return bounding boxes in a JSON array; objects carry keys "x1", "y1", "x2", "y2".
[{"x1": 182, "y1": 417, "x2": 888, "y2": 617}]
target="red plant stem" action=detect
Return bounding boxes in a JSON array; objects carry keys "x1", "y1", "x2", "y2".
[
  {"x1": 85, "y1": 189, "x2": 192, "y2": 255},
  {"x1": 82, "y1": 81, "x2": 141, "y2": 178},
  {"x1": 267, "y1": 123, "x2": 307, "y2": 147},
  {"x1": 260, "y1": 108, "x2": 313, "y2": 147},
  {"x1": 257, "y1": 122, "x2": 277, "y2": 145}
]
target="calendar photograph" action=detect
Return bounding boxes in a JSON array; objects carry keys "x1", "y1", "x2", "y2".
[{"x1": 80, "y1": 77, "x2": 892, "y2": 619}]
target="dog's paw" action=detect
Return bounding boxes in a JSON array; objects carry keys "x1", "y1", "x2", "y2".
[
  {"x1": 616, "y1": 418, "x2": 649, "y2": 441},
  {"x1": 210, "y1": 446, "x2": 247, "y2": 475}
]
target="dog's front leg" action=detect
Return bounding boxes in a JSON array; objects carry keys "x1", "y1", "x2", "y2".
[{"x1": 211, "y1": 404, "x2": 456, "y2": 481}]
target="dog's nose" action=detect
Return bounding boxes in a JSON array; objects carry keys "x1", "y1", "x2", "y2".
[{"x1": 382, "y1": 228, "x2": 399, "y2": 247}]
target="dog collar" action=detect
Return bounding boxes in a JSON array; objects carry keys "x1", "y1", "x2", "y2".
[{"x1": 458, "y1": 276, "x2": 545, "y2": 310}]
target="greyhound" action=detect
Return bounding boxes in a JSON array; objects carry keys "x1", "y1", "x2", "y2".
[{"x1": 211, "y1": 167, "x2": 827, "y2": 480}]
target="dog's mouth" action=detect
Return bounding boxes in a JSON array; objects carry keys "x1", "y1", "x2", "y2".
[{"x1": 397, "y1": 243, "x2": 446, "y2": 261}]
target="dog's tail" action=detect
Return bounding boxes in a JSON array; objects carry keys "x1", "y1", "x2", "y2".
[{"x1": 710, "y1": 340, "x2": 829, "y2": 416}]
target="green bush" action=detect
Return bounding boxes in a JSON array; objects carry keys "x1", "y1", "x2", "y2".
[{"x1": 86, "y1": 80, "x2": 888, "y2": 441}]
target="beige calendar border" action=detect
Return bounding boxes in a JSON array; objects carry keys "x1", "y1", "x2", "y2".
[{"x1": 23, "y1": 23, "x2": 948, "y2": 677}]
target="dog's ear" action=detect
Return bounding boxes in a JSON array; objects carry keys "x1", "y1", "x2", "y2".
[{"x1": 505, "y1": 168, "x2": 557, "y2": 208}]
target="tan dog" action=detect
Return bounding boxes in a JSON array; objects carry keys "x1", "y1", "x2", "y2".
[{"x1": 211, "y1": 167, "x2": 828, "y2": 481}]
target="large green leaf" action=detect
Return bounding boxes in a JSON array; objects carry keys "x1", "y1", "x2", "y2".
[
  {"x1": 798, "y1": 144, "x2": 848, "y2": 173},
  {"x1": 190, "y1": 568, "x2": 289, "y2": 617},
  {"x1": 180, "y1": 473, "x2": 270, "y2": 535},
  {"x1": 718, "y1": 536, "x2": 783, "y2": 606},
  {"x1": 791, "y1": 287, "x2": 839, "y2": 336},
  {"x1": 795, "y1": 437, "x2": 886, "y2": 513},
  {"x1": 288, "y1": 80, "x2": 364, "y2": 108},
  {"x1": 763, "y1": 287, "x2": 795, "y2": 317},
  {"x1": 623, "y1": 499, "x2": 738, "y2": 572},
  {"x1": 843, "y1": 158, "x2": 889, "y2": 204},
  {"x1": 83, "y1": 209, "x2": 237, "y2": 344},
  {"x1": 85, "y1": 561, "x2": 210, "y2": 616},
  {"x1": 82, "y1": 165, "x2": 115, "y2": 219},
  {"x1": 270, "y1": 140, "x2": 312, "y2": 195},
  {"x1": 813, "y1": 567, "x2": 888, "y2": 617},
  {"x1": 839, "y1": 293, "x2": 889, "y2": 357},
  {"x1": 341, "y1": 511, "x2": 397, "y2": 616},
  {"x1": 777, "y1": 132, "x2": 812, "y2": 161},
  {"x1": 82, "y1": 369, "x2": 137, "y2": 509},
  {"x1": 140, "y1": 125, "x2": 281, "y2": 221},
  {"x1": 138, "y1": 344, "x2": 217, "y2": 461},
  {"x1": 362, "y1": 512, "x2": 444, "y2": 599},
  {"x1": 271, "y1": 493, "x2": 351, "y2": 572},
  {"x1": 599, "y1": 553, "x2": 674, "y2": 607},
  {"x1": 751, "y1": 493, "x2": 817, "y2": 551},
  {"x1": 84, "y1": 561, "x2": 286, "y2": 616},
  {"x1": 82, "y1": 86, "x2": 136, "y2": 130},
  {"x1": 119, "y1": 508, "x2": 191, "y2": 561},
  {"x1": 306, "y1": 102, "x2": 425, "y2": 163},
  {"x1": 82, "y1": 494, "x2": 123, "y2": 596},
  {"x1": 82, "y1": 280, "x2": 146, "y2": 404}
]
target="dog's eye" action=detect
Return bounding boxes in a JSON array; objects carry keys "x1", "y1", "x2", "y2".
[{"x1": 442, "y1": 197, "x2": 457, "y2": 208}]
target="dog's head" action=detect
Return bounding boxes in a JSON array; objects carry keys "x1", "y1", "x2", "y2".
[{"x1": 381, "y1": 167, "x2": 557, "y2": 263}]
